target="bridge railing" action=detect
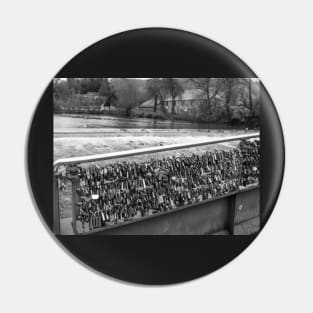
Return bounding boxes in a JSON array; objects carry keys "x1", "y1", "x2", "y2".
[{"x1": 53, "y1": 132, "x2": 260, "y2": 234}]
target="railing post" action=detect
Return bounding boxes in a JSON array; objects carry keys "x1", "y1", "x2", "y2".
[
  {"x1": 53, "y1": 174, "x2": 60, "y2": 235},
  {"x1": 228, "y1": 194, "x2": 237, "y2": 235},
  {"x1": 67, "y1": 165, "x2": 80, "y2": 235}
]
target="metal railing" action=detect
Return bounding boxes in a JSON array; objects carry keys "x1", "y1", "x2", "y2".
[
  {"x1": 53, "y1": 132, "x2": 259, "y2": 172},
  {"x1": 53, "y1": 132, "x2": 260, "y2": 234}
]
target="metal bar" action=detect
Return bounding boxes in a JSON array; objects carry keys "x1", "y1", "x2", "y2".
[
  {"x1": 70, "y1": 175, "x2": 80, "y2": 234},
  {"x1": 54, "y1": 132, "x2": 259, "y2": 172}
]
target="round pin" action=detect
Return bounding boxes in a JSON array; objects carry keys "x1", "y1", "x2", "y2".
[{"x1": 27, "y1": 28, "x2": 284, "y2": 284}]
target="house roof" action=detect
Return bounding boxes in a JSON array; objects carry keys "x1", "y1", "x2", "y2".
[
  {"x1": 139, "y1": 89, "x2": 206, "y2": 108},
  {"x1": 139, "y1": 98, "x2": 156, "y2": 108}
]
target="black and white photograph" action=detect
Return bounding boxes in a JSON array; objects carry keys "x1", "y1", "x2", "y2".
[{"x1": 54, "y1": 78, "x2": 260, "y2": 235}]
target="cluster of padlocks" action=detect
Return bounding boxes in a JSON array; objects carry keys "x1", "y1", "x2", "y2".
[
  {"x1": 57, "y1": 140, "x2": 259, "y2": 231},
  {"x1": 57, "y1": 139, "x2": 259, "y2": 231}
]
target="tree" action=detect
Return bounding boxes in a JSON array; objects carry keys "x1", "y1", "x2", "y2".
[
  {"x1": 163, "y1": 78, "x2": 184, "y2": 114},
  {"x1": 236, "y1": 78, "x2": 258, "y2": 117},
  {"x1": 147, "y1": 79, "x2": 165, "y2": 112},
  {"x1": 98, "y1": 78, "x2": 117, "y2": 109},
  {"x1": 67, "y1": 78, "x2": 81, "y2": 95},
  {"x1": 98, "y1": 78, "x2": 111, "y2": 97},
  {"x1": 112, "y1": 78, "x2": 141, "y2": 116},
  {"x1": 147, "y1": 79, "x2": 160, "y2": 107},
  {"x1": 78, "y1": 78, "x2": 102, "y2": 94},
  {"x1": 189, "y1": 78, "x2": 221, "y2": 118},
  {"x1": 54, "y1": 79, "x2": 71, "y2": 99},
  {"x1": 221, "y1": 78, "x2": 236, "y2": 121}
]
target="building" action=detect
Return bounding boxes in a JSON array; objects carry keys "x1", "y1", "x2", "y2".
[
  {"x1": 163, "y1": 89, "x2": 206, "y2": 116},
  {"x1": 136, "y1": 89, "x2": 208, "y2": 116},
  {"x1": 136, "y1": 98, "x2": 158, "y2": 114},
  {"x1": 135, "y1": 88, "x2": 228, "y2": 121}
]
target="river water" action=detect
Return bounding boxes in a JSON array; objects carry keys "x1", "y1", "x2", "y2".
[{"x1": 54, "y1": 114, "x2": 246, "y2": 130}]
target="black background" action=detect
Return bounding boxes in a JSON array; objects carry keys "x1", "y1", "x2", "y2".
[{"x1": 27, "y1": 28, "x2": 284, "y2": 285}]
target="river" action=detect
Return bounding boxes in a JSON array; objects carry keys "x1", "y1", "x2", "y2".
[
  {"x1": 54, "y1": 114, "x2": 246, "y2": 130},
  {"x1": 54, "y1": 113, "x2": 258, "y2": 161}
]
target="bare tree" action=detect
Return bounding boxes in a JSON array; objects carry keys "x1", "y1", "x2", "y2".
[
  {"x1": 147, "y1": 79, "x2": 160, "y2": 112},
  {"x1": 189, "y1": 78, "x2": 221, "y2": 118},
  {"x1": 237, "y1": 78, "x2": 257, "y2": 117},
  {"x1": 146, "y1": 79, "x2": 169, "y2": 112},
  {"x1": 163, "y1": 78, "x2": 184, "y2": 114},
  {"x1": 221, "y1": 78, "x2": 236, "y2": 121}
]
